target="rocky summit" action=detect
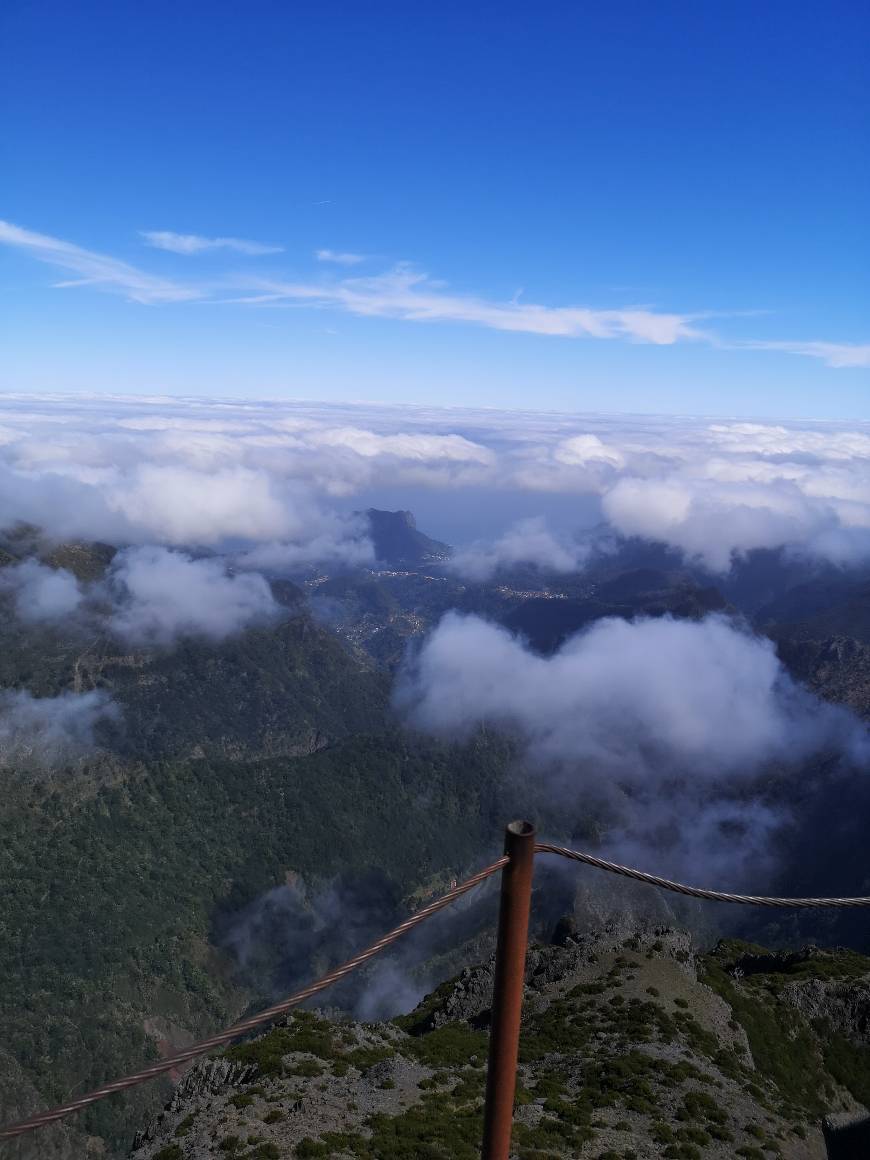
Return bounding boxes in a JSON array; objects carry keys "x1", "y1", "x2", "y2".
[{"x1": 129, "y1": 926, "x2": 870, "y2": 1160}]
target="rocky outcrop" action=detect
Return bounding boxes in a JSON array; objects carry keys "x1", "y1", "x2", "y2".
[
  {"x1": 130, "y1": 1060, "x2": 258, "y2": 1152},
  {"x1": 128, "y1": 928, "x2": 864, "y2": 1159},
  {"x1": 782, "y1": 977, "x2": 870, "y2": 1046}
]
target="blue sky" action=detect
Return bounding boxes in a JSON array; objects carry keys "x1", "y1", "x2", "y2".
[{"x1": 1, "y1": 0, "x2": 868, "y2": 417}]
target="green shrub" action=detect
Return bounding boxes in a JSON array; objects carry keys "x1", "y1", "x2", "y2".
[
  {"x1": 286, "y1": 1059, "x2": 323, "y2": 1078},
  {"x1": 296, "y1": 1140, "x2": 328, "y2": 1158},
  {"x1": 822, "y1": 1029, "x2": 870, "y2": 1106},
  {"x1": 406, "y1": 1024, "x2": 488, "y2": 1068},
  {"x1": 174, "y1": 1114, "x2": 196, "y2": 1136}
]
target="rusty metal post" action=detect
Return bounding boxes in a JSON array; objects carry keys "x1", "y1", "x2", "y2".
[{"x1": 481, "y1": 819, "x2": 536, "y2": 1160}]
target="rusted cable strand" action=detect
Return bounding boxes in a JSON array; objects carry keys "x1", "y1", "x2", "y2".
[
  {"x1": 0, "y1": 856, "x2": 508, "y2": 1142},
  {"x1": 536, "y1": 843, "x2": 870, "y2": 908}
]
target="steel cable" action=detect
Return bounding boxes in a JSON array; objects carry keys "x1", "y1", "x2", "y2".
[
  {"x1": 535, "y1": 842, "x2": 870, "y2": 907},
  {"x1": 0, "y1": 856, "x2": 508, "y2": 1142}
]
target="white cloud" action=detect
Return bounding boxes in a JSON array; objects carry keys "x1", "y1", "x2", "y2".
[
  {"x1": 0, "y1": 689, "x2": 118, "y2": 771},
  {"x1": 601, "y1": 475, "x2": 831, "y2": 572},
  {"x1": 142, "y1": 230, "x2": 283, "y2": 256},
  {"x1": 0, "y1": 560, "x2": 83, "y2": 621},
  {"x1": 234, "y1": 510, "x2": 375, "y2": 573},
  {"x1": 745, "y1": 340, "x2": 870, "y2": 368},
  {"x1": 2, "y1": 218, "x2": 867, "y2": 363},
  {"x1": 0, "y1": 220, "x2": 199, "y2": 304},
  {"x1": 450, "y1": 518, "x2": 590, "y2": 580},
  {"x1": 316, "y1": 249, "x2": 367, "y2": 265},
  {"x1": 553, "y1": 433, "x2": 626, "y2": 469},
  {"x1": 240, "y1": 266, "x2": 704, "y2": 345},
  {"x1": 704, "y1": 422, "x2": 870, "y2": 459},
  {"x1": 108, "y1": 546, "x2": 278, "y2": 644},
  {"x1": 237, "y1": 533, "x2": 374, "y2": 573},
  {"x1": 308, "y1": 427, "x2": 495, "y2": 464},
  {"x1": 398, "y1": 612, "x2": 866, "y2": 776},
  {"x1": 396, "y1": 612, "x2": 868, "y2": 878},
  {"x1": 111, "y1": 464, "x2": 293, "y2": 544}
]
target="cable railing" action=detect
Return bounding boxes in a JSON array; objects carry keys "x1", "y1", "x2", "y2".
[
  {"x1": 535, "y1": 842, "x2": 870, "y2": 907},
  {"x1": 2, "y1": 821, "x2": 870, "y2": 1158},
  {"x1": 0, "y1": 857, "x2": 508, "y2": 1142}
]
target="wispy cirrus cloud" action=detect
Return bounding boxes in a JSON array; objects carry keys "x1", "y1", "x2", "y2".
[
  {"x1": 0, "y1": 219, "x2": 199, "y2": 304},
  {"x1": 235, "y1": 266, "x2": 704, "y2": 345},
  {"x1": 2, "y1": 218, "x2": 868, "y2": 366},
  {"x1": 142, "y1": 230, "x2": 283, "y2": 256},
  {"x1": 744, "y1": 339, "x2": 870, "y2": 369},
  {"x1": 315, "y1": 248, "x2": 368, "y2": 265}
]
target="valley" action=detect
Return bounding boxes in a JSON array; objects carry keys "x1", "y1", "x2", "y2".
[{"x1": 1, "y1": 513, "x2": 869, "y2": 1158}]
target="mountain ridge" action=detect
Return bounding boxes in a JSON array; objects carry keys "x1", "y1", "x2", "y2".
[{"x1": 128, "y1": 926, "x2": 870, "y2": 1159}]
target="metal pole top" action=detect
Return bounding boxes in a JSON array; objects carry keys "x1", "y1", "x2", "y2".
[{"x1": 505, "y1": 819, "x2": 535, "y2": 839}]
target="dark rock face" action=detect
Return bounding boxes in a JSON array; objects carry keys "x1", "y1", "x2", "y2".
[
  {"x1": 130, "y1": 1060, "x2": 258, "y2": 1152},
  {"x1": 364, "y1": 509, "x2": 452, "y2": 568},
  {"x1": 783, "y1": 977, "x2": 870, "y2": 1046}
]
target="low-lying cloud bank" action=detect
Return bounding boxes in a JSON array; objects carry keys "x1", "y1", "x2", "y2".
[
  {"x1": 107, "y1": 547, "x2": 279, "y2": 645},
  {"x1": 398, "y1": 612, "x2": 867, "y2": 776},
  {"x1": 0, "y1": 397, "x2": 868, "y2": 575},
  {"x1": 0, "y1": 559, "x2": 83, "y2": 621},
  {"x1": 0, "y1": 549, "x2": 286, "y2": 648},
  {"x1": 449, "y1": 518, "x2": 593, "y2": 581},
  {"x1": 222, "y1": 865, "x2": 497, "y2": 1022},
  {"x1": 0, "y1": 689, "x2": 118, "y2": 771},
  {"x1": 396, "y1": 612, "x2": 869, "y2": 879}
]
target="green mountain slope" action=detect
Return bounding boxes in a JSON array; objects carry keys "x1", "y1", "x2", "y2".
[{"x1": 0, "y1": 730, "x2": 511, "y2": 1155}]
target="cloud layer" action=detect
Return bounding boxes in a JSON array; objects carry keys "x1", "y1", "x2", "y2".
[{"x1": 0, "y1": 396, "x2": 867, "y2": 574}]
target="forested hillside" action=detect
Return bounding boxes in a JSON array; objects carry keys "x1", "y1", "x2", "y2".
[{"x1": 3, "y1": 526, "x2": 870, "y2": 1158}]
